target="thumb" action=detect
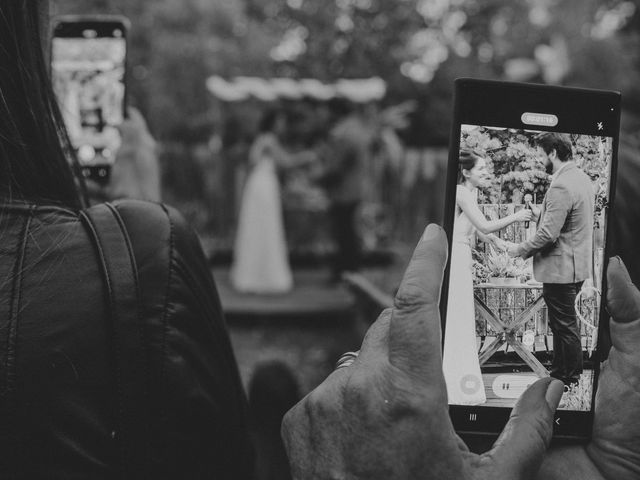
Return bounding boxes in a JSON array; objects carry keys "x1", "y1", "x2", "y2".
[
  {"x1": 487, "y1": 378, "x2": 564, "y2": 478},
  {"x1": 388, "y1": 224, "x2": 448, "y2": 379},
  {"x1": 607, "y1": 256, "x2": 640, "y2": 356}
]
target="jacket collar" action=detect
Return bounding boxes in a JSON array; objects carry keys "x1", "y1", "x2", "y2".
[{"x1": 551, "y1": 161, "x2": 577, "y2": 182}]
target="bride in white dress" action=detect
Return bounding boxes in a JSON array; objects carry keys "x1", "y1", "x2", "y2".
[
  {"x1": 443, "y1": 150, "x2": 531, "y2": 405},
  {"x1": 231, "y1": 111, "x2": 304, "y2": 294}
]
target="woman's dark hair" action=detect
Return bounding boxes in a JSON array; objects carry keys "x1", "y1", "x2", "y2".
[
  {"x1": 534, "y1": 132, "x2": 573, "y2": 162},
  {"x1": 458, "y1": 149, "x2": 483, "y2": 184},
  {"x1": 0, "y1": 2, "x2": 83, "y2": 209},
  {"x1": 258, "y1": 109, "x2": 284, "y2": 134}
]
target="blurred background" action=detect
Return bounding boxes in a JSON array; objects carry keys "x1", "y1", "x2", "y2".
[
  {"x1": 50, "y1": 0, "x2": 640, "y2": 475},
  {"x1": 54, "y1": 0, "x2": 640, "y2": 255},
  {"x1": 52, "y1": 0, "x2": 640, "y2": 478},
  {"x1": 53, "y1": 0, "x2": 640, "y2": 403}
]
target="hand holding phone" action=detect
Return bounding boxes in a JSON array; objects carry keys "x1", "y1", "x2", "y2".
[
  {"x1": 537, "y1": 258, "x2": 640, "y2": 479},
  {"x1": 83, "y1": 108, "x2": 161, "y2": 203},
  {"x1": 282, "y1": 225, "x2": 565, "y2": 480}
]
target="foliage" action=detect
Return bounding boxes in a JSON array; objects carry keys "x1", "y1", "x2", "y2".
[
  {"x1": 53, "y1": 0, "x2": 640, "y2": 145},
  {"x1": 461, "y1": 127, "x2": 611, "y2": 211},
  {"x1": 461, "y1": 126, "x2": 551, "y2": 204}
]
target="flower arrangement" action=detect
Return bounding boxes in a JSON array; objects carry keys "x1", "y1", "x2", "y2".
[{"x1": 483, "y1": 249, "x2": 530, "y2": 281}]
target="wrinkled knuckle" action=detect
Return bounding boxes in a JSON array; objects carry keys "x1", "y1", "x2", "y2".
[
  {"x1": 394, "y1": 284, "x2": 425, "y2": 311},
  {"x1": 343, "y1": 371, "x2": 373, "y2": 409},
  {"x1": 386, "y1": 376, "x2": 440, "y2": 420},
  {"x1": 304, "y1": 386, "x2": 334, "y2": 421},
  {"x1": 386, "y1": 393, "x2": 423, "y2": 420}
]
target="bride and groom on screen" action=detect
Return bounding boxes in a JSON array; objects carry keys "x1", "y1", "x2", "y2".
[{"x1": 444, "y1": 132, "x2": 594, "y2": 405}]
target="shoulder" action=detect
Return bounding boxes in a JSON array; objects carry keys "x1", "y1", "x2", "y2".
[
  {"x1": 556, "y1": 163, "x2": 585, "y2": 181},
  {"x1": 556, "y1": 165, "x2": 592, "y2": 193},
  {"x1": 456, "y1": 185, "x2": 474, "y2": 202},
  {"x1": 107, "y1": 199, "x2": 194, "y2": 246},
  {"x1": 94, "y1": 200, "x2": 207, "y2": 295},
  {"x1": 456, "y1": 184, "x2": 468, "y2": 195}
]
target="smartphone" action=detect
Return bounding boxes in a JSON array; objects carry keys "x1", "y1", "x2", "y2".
[
  {"x1": 441, "y1": 78, "x2": 620, "y2": 440},
  {"x1": 51, "y1": 16, "x2": 129, "y2": 184}
]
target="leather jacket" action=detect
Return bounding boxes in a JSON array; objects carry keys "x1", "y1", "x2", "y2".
[{"x1": 0, "y1": 200, "x2": 254, "y2": 479}]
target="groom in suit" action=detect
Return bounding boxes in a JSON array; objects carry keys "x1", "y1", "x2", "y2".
[{"x1": 508, "y1": 132, "x2": 594, "y2": 387}]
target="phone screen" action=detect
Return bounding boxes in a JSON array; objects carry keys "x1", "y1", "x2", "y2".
[
  {"x1": 51, "y1": 19, "x2": 127, "y2": 180},
  {"x1": 443, "y1": 79, "x2": 620, "y2": 439}
]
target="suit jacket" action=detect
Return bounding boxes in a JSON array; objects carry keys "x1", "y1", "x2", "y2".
[
  {"x1": 517, "y1": 162, "x2": 594, "y2": 284},
  {"x1": 322, "y1": 115, "x2": 372, "y2": 204}
]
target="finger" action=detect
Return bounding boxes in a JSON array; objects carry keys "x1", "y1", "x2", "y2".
[
  {"x1": 280, "y1": 401, "x2": 312, "y2": 479},
  {"x1": 488, "y1": 377, "x2": 564, "y2": 478},
  {"x1": 388, "y1": 224, "x2": 448, "y2": 378},
  {"x1": 358, "y1": 308, "x2": 392, "y2": 363},
  {"x1": 606, "y1": 256, "x2": 640, "y2": 354},
  {"x1": 83, "y1": 178, "x2": 105, "y2": 196},
  {"x1": 607, "y1": 256, "x2": 640, "y2": 324},
  {"x1": 126, "y1": 106, "x2": 144, "y2": 122},
  {"x1": 119, "y1": 107, "x2": 152, "y2": 143}
]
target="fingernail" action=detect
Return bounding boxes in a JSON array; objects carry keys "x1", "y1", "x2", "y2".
[
  {"x1": 421, "y1": 224, "x2": 440, "y2": 242},
  {"x1": 609, "y1": 255, "x2": 622, "y2": 265},
  {"x1": 545, "y1": 379, "x2": 564, "y2": 410}
]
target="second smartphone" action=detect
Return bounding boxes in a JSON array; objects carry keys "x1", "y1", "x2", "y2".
[{"x1": 51, "y1": 16, "x2": 129, "y2": 184}]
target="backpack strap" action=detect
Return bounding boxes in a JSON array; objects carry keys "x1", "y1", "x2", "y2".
[{"x1": 80, "y1": 203, "x2": 150, "y2": 478}]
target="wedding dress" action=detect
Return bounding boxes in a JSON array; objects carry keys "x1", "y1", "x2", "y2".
[
  {"x1": 442, "y1": 185, "x2": 486, "y2": 405},
  {"x1": 230, "y1": 133, "x2": 293, "y2": 293}
]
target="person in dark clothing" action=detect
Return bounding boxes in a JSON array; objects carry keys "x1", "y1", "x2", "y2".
[
  {"x1": 320, "y1": 103, "x2": 377, "y2": 282},
  {"x1": 0, "y1": 2, "x2": 253, "y2": 477},
  {"x1": 610, "y1": 109, "x2": 640, "y2": 284},
  {"x1": 249, "y1": 361, "x2": 301, "y2": 480}
]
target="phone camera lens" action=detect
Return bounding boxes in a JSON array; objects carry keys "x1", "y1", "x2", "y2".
[{"x1": 78, "y1": 145, "x2": 96, "y2": 164}]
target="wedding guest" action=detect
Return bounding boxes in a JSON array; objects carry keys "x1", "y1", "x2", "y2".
[
  {"x1": 319, "y1": 101, "x2": 376, "y2": 283},
  {"x1": 610, "y1": 106, "x2": 640, "y2": 284},
  {"x1": 249, "y1": 361, "x2": 300, "y2": 480},
  {"x1": 0, "y1": 2, "x2": 253, "y2": 476}
]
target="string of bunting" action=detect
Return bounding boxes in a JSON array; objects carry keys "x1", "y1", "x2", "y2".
[{"x1": 206, "y1": 75, "x2": 386, "y2": 102}]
